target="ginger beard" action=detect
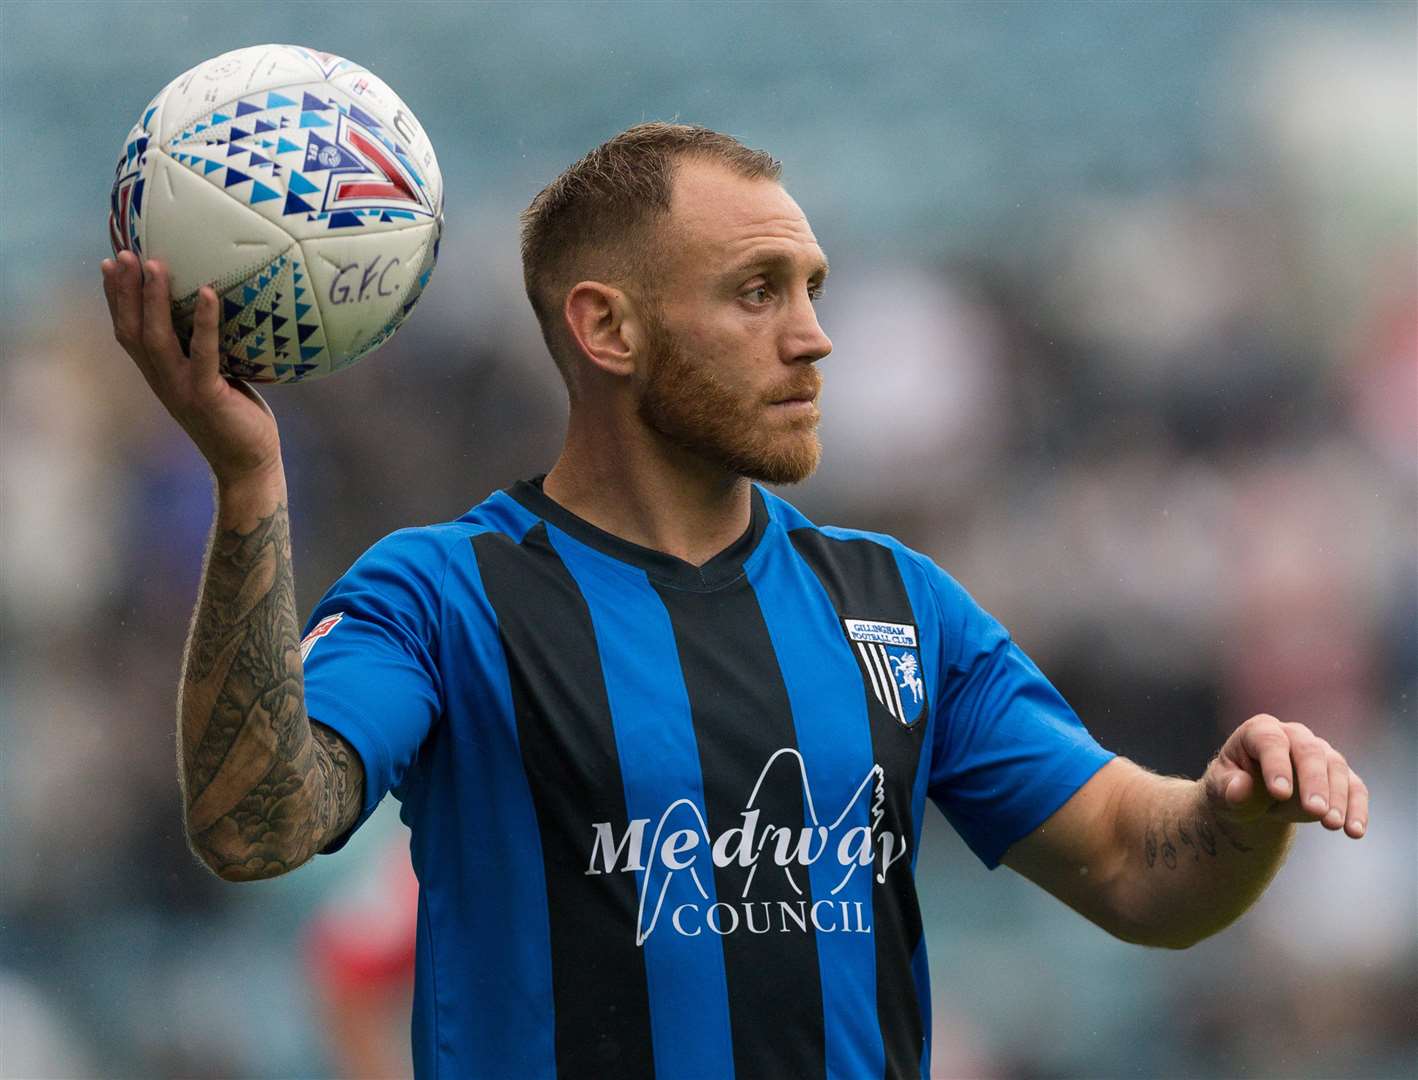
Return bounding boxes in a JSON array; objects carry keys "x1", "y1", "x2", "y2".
[{"x1": 637, "y1": 308, "x2": 823, "y2": 485}]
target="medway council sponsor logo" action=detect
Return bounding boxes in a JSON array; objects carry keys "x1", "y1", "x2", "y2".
[{"x1": 584, "y1": 748, "x2": 909, "y2": 945}]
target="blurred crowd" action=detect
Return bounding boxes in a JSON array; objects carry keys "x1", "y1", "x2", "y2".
[{"x1": 3, "y1": 4, "x2": 1416, "y2": 1078}]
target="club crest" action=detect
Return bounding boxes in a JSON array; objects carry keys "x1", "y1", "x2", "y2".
[{"x1": 844, "y1": 618, "x2": 926, "y2": 727}]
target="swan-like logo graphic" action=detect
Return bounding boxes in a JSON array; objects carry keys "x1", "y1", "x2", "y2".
[{"x1": 585, "y1": 749, "x2": 909, "y2": 944}]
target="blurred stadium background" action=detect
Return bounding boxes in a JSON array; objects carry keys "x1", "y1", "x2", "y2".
[{"x1": 2, "y1": 1, "x2": 1415, "y2": 1076}]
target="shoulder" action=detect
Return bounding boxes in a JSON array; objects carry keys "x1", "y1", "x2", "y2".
[
  {"x1": 758, "y1": 487, "x2": 954, "y2": 596},
  {"x1": 348, "y1": 487, "x2": 536, "y2": 578},
  {"x1": 347, "y1": 521, "x2": 484, "y2": 582},
  {"x1": 759, "y1": 487, "x2": 1006, "y2": 660},
  {"x1": 313, "y1": 505, "x2": 521, "y2": 645}
]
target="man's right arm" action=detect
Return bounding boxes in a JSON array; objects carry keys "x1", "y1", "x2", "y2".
[
  {"x1": 102, "y1": 250, "x2": 363, "y2": 880},
  {"x1": 178, "y1": 478, "x2": 364, "y2": 880}
]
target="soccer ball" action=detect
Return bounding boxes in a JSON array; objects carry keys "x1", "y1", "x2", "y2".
[{"x1": 108, "y1": 45, "x2": 443, "y2": 383}]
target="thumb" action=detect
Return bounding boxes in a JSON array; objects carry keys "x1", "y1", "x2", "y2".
[
  {"x1": 1222, "y1": 769, "x2": 1255, "y2": 807},
  {"x1": 1204, "y1": 757, "x2": 1255, "y2": 809}
]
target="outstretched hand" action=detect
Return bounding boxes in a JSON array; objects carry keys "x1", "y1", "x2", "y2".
[
  {"x1": 101, "y1": 250, "x2": 282, "y2": 486},
  {"x1": 1202, "y1": 714, "x2": 1367, "y2": 838}
]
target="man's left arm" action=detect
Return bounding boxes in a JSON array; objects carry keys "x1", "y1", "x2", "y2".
[{"x1": 1001, "y1": 714, "x2": 1369, "y2": 949}]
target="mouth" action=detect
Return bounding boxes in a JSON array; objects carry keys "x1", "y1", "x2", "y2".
[
  {"x1": 768, "y1": 378, "x2": 821, "y2": 407},
  {"x1": 768, "y1": 395, "x2": 819, "y2": 419},
  {"x1": 765, "y1": 370, "x2": 823, "y2": 421}
]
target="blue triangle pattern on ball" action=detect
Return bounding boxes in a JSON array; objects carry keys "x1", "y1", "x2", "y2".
[
  {"x1": 283, "y1": 192, "x2": 316, "y2": 216},
  {"x1": 208, "y1": 249, "x2": 322, "y2": 383},
  {"x1": 347, "y1": 103, "x2": 382, "y2": 131},
  {"x1": 287, "y1": 171, "x2": 319, "y2": 196}
]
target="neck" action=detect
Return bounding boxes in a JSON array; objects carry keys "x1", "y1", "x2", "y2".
[{"x1": 543, "y1": 406, "x2": 753, "y2": 567}]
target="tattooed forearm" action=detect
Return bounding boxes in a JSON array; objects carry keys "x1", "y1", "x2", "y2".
[
  {"x1": 177, "y1": 503, "x2": 363, "y2": 880},
  {"x1": 1144, "y1": 808, "x2": 1250, "y2": 871}
]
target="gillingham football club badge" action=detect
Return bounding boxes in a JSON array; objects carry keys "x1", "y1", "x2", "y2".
[{"x1": 844, "y1": 618, "x2": 926, "y2": 727}]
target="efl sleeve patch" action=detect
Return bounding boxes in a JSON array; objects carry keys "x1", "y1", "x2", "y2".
[{"x1": 300, "y1": 611, "x2": 344, "y2": 662}]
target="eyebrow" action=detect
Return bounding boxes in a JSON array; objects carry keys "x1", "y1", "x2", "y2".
[{"x1": 726, "y1": 249, "x2": 830, "y2": 282}]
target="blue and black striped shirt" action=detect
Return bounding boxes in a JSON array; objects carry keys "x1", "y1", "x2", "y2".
[{"x1": 303, "y1": 479, "x2": 1112, "y2": 1079}]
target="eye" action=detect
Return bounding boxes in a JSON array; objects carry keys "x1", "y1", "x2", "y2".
[
  {"x1": 744, "y1": 284, "x2": 773, "y2": 304},
  {"x1": 808, "y1": 283, "x2": 826, "y2": 302}
]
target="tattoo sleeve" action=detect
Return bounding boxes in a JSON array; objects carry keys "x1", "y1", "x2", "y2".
[{"x1": 177, "y1": 502, "x2": 363, "y2": 880}]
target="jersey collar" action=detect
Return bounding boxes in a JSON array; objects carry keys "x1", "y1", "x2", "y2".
[{"x1": 507, "y1": 476, "x2": 769, "y2": 592}]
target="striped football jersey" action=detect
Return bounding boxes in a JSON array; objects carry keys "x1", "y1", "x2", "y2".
[{"x1": 302, "y1": 479, "x2": 1113, "y2": 1079}]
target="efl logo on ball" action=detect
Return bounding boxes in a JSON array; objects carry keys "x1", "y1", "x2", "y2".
[{"x1": 107, "y1": 44, "x2": 444, "y2": 383}]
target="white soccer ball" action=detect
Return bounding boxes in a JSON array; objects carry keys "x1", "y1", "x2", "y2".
[{"x1": 108, "y1": 44, "x2": 443, "y2": 383}]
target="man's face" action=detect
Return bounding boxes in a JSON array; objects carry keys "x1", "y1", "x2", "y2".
[{"x1": 635, "y1": 159, "x2": 833, "y2": 485}]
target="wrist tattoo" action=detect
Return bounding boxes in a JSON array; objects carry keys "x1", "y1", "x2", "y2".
[{"x1": 1144, "y1": 809, "x2": 1251, "y2": 870}]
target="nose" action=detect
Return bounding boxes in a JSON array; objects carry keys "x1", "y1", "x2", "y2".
[{"x1": 787, "y1": 297, "x2": 833, "y2": 365}]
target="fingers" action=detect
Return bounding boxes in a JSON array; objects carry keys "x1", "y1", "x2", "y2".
[
  {"x1": 141, "y1": 259, "x2": 182, "y2": 369},
  {"x1": 1226, "y1": 715, "x2": 1367, "y2": 838},
  {"x1": 103, "y1": 251, "x2": 142, "y2": 339},
  {"x1": 1287, "y1": 724, "x2": 1331, "y2": 820},
  {"x1": 103, "y1": 252, "x2": 162, "y2": 388},
  {"x1": 188, "y1": 286, "x2": 222, "y2": 386},
  {"x1": 100, "y1": 257, "x2": 120, "y2": 321},
  {"x1": 1240, "y1": 716, "x2": 1297, "y2": 803},
  {"x1": 107, "y1": 251, "x2": 144, "y2": 342},
  {"x1": 1322, "y1": 754, "x2": 1349, "y2": 831},
  {"x1": 1345, "y1": 772, "x2": 1369, "y2": 838}
]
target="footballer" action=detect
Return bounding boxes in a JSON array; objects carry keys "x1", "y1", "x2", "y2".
[{"x1": 101, "y1": 123, "x2": 1369, "y2": 1079}]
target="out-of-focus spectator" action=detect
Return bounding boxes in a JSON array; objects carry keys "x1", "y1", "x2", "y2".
[{"x1": 304, "y1": 834, "x2": 418, "y2": 1079}]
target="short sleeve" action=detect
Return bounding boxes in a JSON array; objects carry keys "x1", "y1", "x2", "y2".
[
  {"x1": 925, "y1": 569, "x2": 1113, "y2": 869},
  {"x1": 301, "y1": 528, "x2": 448, "y2": 852}
]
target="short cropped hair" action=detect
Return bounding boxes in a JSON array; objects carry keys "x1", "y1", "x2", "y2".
[{"x1": 519, "y1": 122, "x2": 781, "y2": 389}]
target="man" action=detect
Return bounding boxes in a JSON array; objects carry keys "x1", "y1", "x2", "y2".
[{"x1": 102, "y1": 123, "x2": 1368, "y2": 1079}]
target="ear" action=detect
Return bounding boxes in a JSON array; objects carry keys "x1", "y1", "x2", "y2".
[{"x1": 564, "y1": 281, "x2": 642, "y2": 378}]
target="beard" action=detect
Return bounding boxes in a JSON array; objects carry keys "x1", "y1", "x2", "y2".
[{"x1": 637, "y1": 314, "x2": 823, "y2": 485}]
